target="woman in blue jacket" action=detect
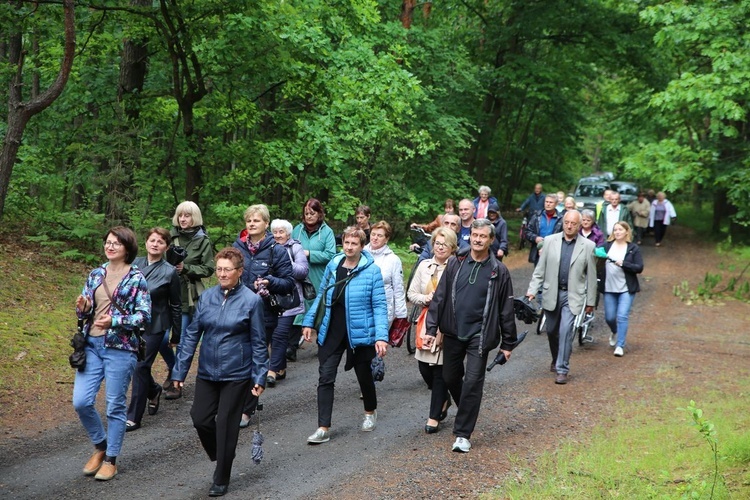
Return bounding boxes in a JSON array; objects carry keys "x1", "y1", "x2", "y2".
[
  {"x1": 171, "y1": 247, "x2": 268, "y2": 497},
  {"x1": 302, "y1": 226, "x2": 389, "y2": 444}
]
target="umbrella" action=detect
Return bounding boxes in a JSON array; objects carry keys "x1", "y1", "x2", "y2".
[
  {"x1": 487, "y1": 330, "x2": 528, "y2": 372},
  {"x1": 371, "y1": 355, "x2": 385, "y2": 382},
  {"x1": 251, "y1": 403, "x2": 264, "y2": 464}
]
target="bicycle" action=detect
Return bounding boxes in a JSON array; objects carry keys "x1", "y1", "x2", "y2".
[{"x1": 574, "y1": 283, "x2": 595, "y2": 346}]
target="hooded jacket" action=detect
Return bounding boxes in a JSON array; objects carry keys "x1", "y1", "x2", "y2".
[
  {"x1": 278, "y1": 238, "x2": 309, "y2": 317},
  {"x1": 172, "y1": 283, "x2": 268, "y2": 386},
  {"x1": 302, "y1": 251, "x2": 389, "y2": 349},
  {"x1": 425, "y1": 247, "x2": 517, "y2": 357},
  {"x1": 363, "y1": 243, "x2": 407, "y2": 324},
  {"x1": 170, "y1": 226, "x2": 215, "y2": 313}
]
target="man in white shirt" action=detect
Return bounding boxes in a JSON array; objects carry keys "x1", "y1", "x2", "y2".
[{"x1": 597, "y1": 192, "x2": 632, "y2": 238}]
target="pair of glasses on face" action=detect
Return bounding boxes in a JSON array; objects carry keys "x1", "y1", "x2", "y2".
[
  {"x1": 104, "y1": 241, "x2": 123, "y2": 248},
  {"x1": 216, "y1": 267, "x2": 239, "y2": 274},
  {"x1": 433, "y1": 241, "x2": 449, "y2": 249}
]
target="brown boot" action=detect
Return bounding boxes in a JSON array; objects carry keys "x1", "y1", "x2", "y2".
[
  {"x1": 94, "y1": 461, "x2": 118, "y2": 481},
  {"x1": 83, "y1": 450, "x2": 106, "y2": 476}
]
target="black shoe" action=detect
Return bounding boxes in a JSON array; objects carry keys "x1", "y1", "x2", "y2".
[
  {"x1": 437, "y1": 396, "x2": 452, "y2": 422},
  {"x1": 286, "y1": 348, "x2": 297, "y2": 362},
  {"x1": 266, "y1": 375, "x2": 276, "y2": 388},
  {"x1": 425, "y1": 424, "x2": 438, "y2": 434},
  {"x1": 276, "y1": 371, "x2": 286, "y2": 381},
  {"x1": 125, "y1": 421, "x2": 141, "y2": 432},
  {"x1": 164, "y1": 385, "x2": 182, "y2": 400},
  {"x1": 147, "y1": 386, "x2": 162, "y2": 416},
  {"x1": 208, "y1": 484, "x2": 228, "y2": 497}
]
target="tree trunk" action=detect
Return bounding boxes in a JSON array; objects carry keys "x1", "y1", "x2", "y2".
[
  {"x1": 400, "y1": 0, "x2": 416, "y2": 29},
  {"x1": 0, "y1": 0, "x2": 76, "y2": 219}
]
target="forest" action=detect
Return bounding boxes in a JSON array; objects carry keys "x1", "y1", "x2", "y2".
[{"x1": 2, "y1": 0, "x2": 749, "y2": 252}]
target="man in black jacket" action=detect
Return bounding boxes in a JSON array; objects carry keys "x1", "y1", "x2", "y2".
[{"x1": 425, "y1": 219, "x2": 517, "y2": 454}]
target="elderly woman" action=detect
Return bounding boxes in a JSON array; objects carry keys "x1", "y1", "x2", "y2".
[
  {"x1": 267, "y1": 219, "x2": 308, "y2": 386},
  {"x1": 302, "y1": 226, "x2": 389, "y2": 444},
  {"x1": 579, "y1": 209, "x2": 605, "y2": 247},
  {"x1": 648, "y1": 191, "x2": 677, "y2": 247},
  {"x1": 164, "y1": 201, "x2": 215, "y2": 399},
  {"x1": 598, "y1": 222, "x2": 644, "y2": 356},
  {"x1": 126, "y1": 228, "x2": 181, "y2": 432},
  {"x1": 74, "y1": 227, "x2": 151, "y2": 481},
  {"x1": 472, "y1": 185, "x2": 498, "y2": 219},
  {"x1": 408, "y1": 227, "x2": 457, "y2": 434},
  {"x1": 232, "y1": 204, "x2": 295, "y2": 425},
  {"x1": 172, "y1": 248, "x2": 267, "y2": 497},
  {"x1": 364, "y1": 220, "x2": 407, "y2": 325},
  {"x1": 288, "y1": 198, "x2": 337, "y2": 361}
]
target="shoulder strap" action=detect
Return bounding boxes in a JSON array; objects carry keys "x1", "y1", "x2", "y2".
[{"x1": 101, "y1": 270, "x2": 127, "y2": 316}]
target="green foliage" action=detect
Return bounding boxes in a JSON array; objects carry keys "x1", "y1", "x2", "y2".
[{"x1": 680, "y1": 401, "x2": 722, "y2": 499}]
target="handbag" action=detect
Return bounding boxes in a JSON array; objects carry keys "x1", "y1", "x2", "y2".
[
  {"x1": 267, "y1": 244, "x2": 301, "y2": 315},
  {"x1": 166, "y1": 244, "x2": 187, "y2": 266},
  {"x1": 388, "y1": 317, "x2": 410, "y2": 347},
  {"x1": 415, "y1": 307, "x2": 442, "y2": 352},
  {"x1": 69, "y1": 318, "x2": 87, "y2": 371},
  {"x1": 302, "y1": 277, "x2": 317, "y2": 300}
]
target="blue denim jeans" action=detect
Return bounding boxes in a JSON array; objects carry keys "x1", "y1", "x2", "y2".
[
  {"x1": 72, "y1": 336, "x2": 137, "y2": 457},
  {"x1": 604, "y1": 292, "x2": 635, "y2": 348}
]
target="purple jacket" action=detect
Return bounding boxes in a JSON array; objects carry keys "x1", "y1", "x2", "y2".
[{"x1": 580, "y1": 224, "x2": 606, "y2": 247}]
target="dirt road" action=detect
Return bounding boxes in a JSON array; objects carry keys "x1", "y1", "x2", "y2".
[{"x1": 1, "y1": 225, "x2": 747, "y2": 499}]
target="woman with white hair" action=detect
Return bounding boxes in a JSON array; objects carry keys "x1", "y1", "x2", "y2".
[
  {"x1": 164, "y1": 201, "x2": 215, "y2": 399},
  {"x1": 267, "y1": 219, "x2": 308, "y2": 386},
  {"x1": 472, "y1": 185, "x2": 498, "y2": 219}
]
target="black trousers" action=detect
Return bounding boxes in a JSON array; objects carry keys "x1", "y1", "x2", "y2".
[
  {"x1": 126, "y1": 331, "x2": 164, "y2": 424},
  {"x1": 191, "y1": 378, "x2": 253, "y2": 486},
  {"x1": 317, "y1": 339, "x2": 377, "y2": 428},
  {"x1": 418, "y1": 360, "x2": 449, "y2": 421},
  {"x1": 441, "y1": 334, "x2": 489, "y2": 439},
  {"x1": 243, "y1": 323, "x2": 275, "y2": 415},
  {"x1": 653, "y1": 220, "x2": 668, "y2": 243}
]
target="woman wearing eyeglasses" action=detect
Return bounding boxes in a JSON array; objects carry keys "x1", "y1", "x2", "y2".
[
  {"x1": 74, "y1": 227, "x2": 151, "y2": 481},
  {"x1": 407, "y1": 227, "x2": 457, "y2": 434},
  {"x1": 171, "y1": 247, "x2": 268, "y2": 497}
]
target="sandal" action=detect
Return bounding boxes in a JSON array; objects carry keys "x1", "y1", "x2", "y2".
[
  {"x1": 147, "y1": 386, "x2": 162, "y2": 416},
  {"x1": 125, "y1": 420, "x2": 141, "y2": 432}
]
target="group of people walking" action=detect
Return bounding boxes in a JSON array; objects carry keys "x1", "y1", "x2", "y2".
[{"x1": 70, "y1": 183, "x2": 659, "y2": 495}]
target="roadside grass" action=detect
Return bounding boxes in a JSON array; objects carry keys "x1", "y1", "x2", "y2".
[
  {"x1": 491, "y1": 371, "x2": 750, "y2": 499},
  {"x1": 0, "y1": 241, "x2": 87, "y2": 405}
]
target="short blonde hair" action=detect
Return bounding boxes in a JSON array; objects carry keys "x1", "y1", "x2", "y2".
[
  {"x1": 172, "y1": 201, "x2": 203, "y2": 227},
  {"x1": 431, "y1": 227, "x2": 458, "y2": 254},
  {"x1": 244, "y1": 204, "x2": 270, "y2": 224},
  {"x1": 342, "y1": 226, "x2": 367, "y2": 246}
]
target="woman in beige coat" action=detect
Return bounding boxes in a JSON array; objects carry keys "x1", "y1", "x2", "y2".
[{"x1": 407, "y1": 227, "x2": 457, "y2": 434}]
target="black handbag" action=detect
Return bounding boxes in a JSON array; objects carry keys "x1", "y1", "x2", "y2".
[
  {"x1": 69, "y1": 319, "x2": 87, "y2": 372},
  {"x1": 302, "y1": 277, "x2": 317, "y2": 300},
  {"x1": 267, "y1": 243, "x2": 301, "y2": 315},
  {"x1": 166, "y1": 244, "x2": 187, "y2": 266}
]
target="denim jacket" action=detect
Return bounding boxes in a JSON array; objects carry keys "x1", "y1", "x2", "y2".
[{"x1": 76, "y1": 263, "x2": 151, "y2": 353}]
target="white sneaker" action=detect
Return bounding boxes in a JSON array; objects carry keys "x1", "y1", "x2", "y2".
[
  {"x1": 361, "y1": 410, "x2": 377, "y2": 432},
  {"x1": 452, "y1": 437, "x2": 471, "y2": 453},
  {"x1": 307, "y1": 428, "x2": 330, "y2": 444},
  {"x1": 614, "y1": 346, "x2": 624, "y2": 357},
  {"x1": 609, "y1": 333, "x2": 616, "y2": 347}
]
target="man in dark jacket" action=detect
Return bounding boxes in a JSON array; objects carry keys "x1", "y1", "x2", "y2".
[
  {"x1": 516, "y1": 183, "x2": 545, "y2": 215},
  {"x1": 525, "y1": 194, "x2": 561, "y2": 265},
  {"x1": 425, "y1": 219, "x2": 517, "y2": 454},
  {"x1": 487, "y1": 202, "x2": 509, "y2": 261}
]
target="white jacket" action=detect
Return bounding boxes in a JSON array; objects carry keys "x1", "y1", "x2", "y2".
[
  {"x1": 648, "y1": 199, "x2": 677, "y2": 226},
  {"x1": 365, "y1": 244, "x2": 407, "y2": 324}
]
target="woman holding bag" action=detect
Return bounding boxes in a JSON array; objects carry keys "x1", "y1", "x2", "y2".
[
  {"x1": 407, "y1": 227, "x2": 457, "y2": 434},
  {"x1": 73, "y1": 227, "x2": 151, "y2": 480}
]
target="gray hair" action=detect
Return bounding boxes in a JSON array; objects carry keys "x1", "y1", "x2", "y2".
[
  {"x1": 471, "y1": 218, "x2": 496, "y2": 239},
  {"x1": 580, "y1": 209, "x2": 595, "y2": 220},
  {"x1": 270, "y1": 219, "x2": 293, "y2": 236},
  {"x1": 478, "y1": 185, "x2": 491, "y2": 195}
]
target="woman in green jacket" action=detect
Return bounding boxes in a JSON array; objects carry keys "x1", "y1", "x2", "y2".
[
  {"x1": 163, "y1": 201, "x2": 215, "y2": 398},
  {"x1": 287, "y1": 198, "x2": 336, "y2": 361}
]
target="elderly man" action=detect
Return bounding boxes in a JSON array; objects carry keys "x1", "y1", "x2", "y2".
[
  {"x1": 457, "y1": 199, "x2": 476, "y2": 249},
  {"x1": 425, "y1": 219, "x2": 517, "y2": 453},
  {"x1": 597, "y1": 191, "x2": 633, "y2": 239},
  {"x1": 526, "y1": 210, "x2": 597, "y2": 384},
  {"x1": 517, "y1": 183, "x2": 545, "y2": 215}
]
